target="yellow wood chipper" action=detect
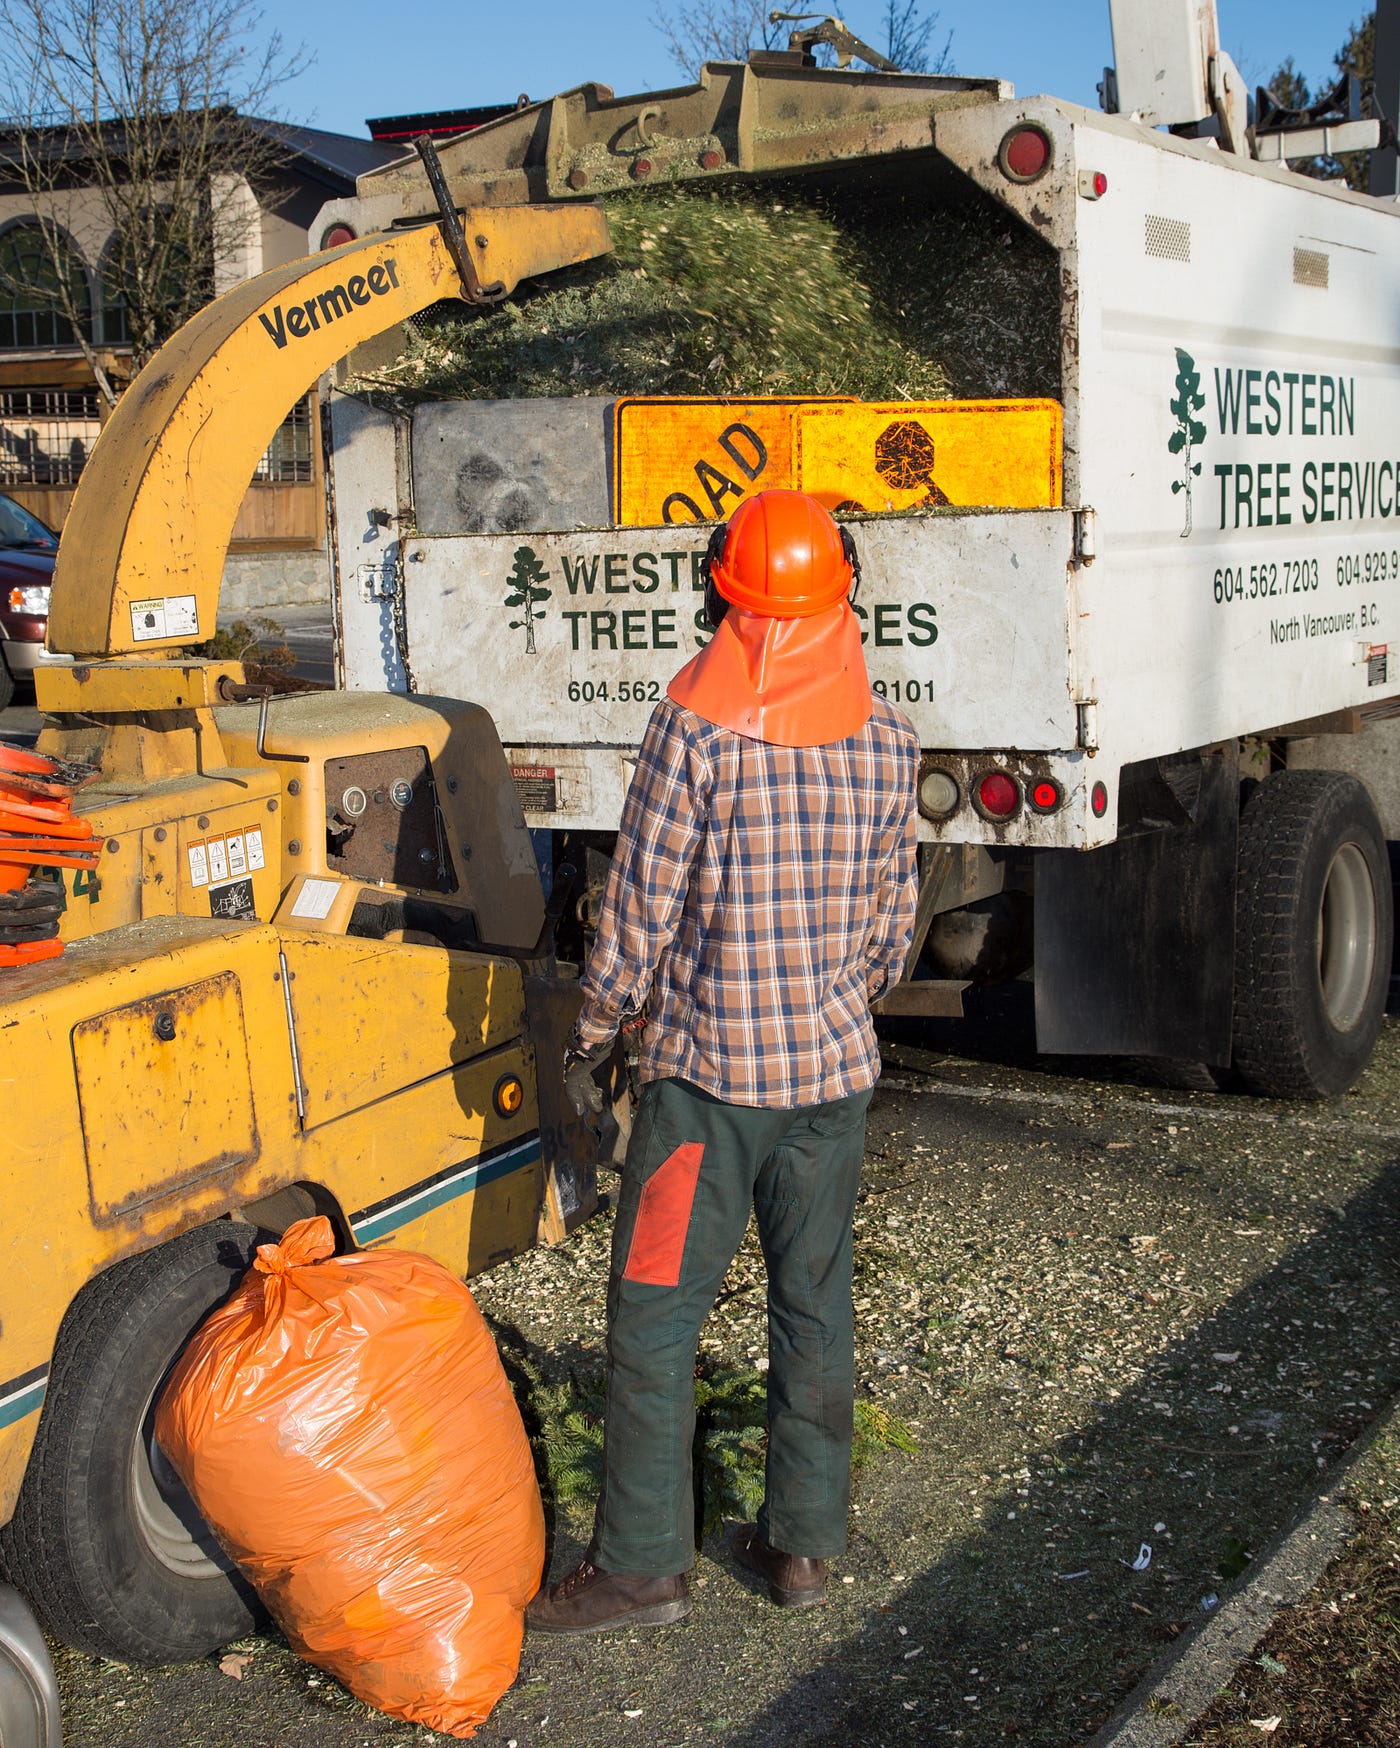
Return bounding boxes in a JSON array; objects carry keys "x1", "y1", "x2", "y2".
[{"x1": 0, "y1": 172, "x2": 614, "y2": 1665}]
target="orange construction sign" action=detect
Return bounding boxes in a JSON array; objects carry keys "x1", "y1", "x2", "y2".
[
  {"x1": 613, "y1": 397, "x2": 1063, "y2": 526},
  {"x1": 795, "y1": 400, "x2": 1063, "y2": 513},
  {"x1": 612, "y1": 397, "x2": 852, "y2": 528}
]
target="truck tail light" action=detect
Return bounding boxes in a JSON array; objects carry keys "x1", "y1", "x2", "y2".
[
  {"x1": 1028, "y1": 778, "x2": 1062, "y2": 813},
  {"x1": 918, "y1": 768, "x2": 960, "y2": 820},
  {"x1": 974, "y1": 770, "x2": 1020, "y2": 819},
  {"x1": 1091, "y1": 781, "x2": 1109, "y2": 818},
  {"x1": 997, "y1": 124, "x2": 1052, "y2": 184},
  {"x1": 322, "y1": 224, "x2": 357, "y2": 250}
]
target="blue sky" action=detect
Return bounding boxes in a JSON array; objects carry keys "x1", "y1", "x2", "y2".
[{"x1": 268, "y1": 2, "x2": 1370, "y2": 139}]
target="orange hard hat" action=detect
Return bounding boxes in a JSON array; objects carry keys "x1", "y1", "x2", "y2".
[{"x1": 707, "y1": 490, "x2": 855, "y2": 619}]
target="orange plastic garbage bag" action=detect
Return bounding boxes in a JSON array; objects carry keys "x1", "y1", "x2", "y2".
[{"x1": 155, "y1": 1216, "x2": 544, "y2": 1737}]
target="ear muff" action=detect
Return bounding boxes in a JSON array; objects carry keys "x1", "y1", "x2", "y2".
[
  {"x1": 700, "y1": 522, "x2": 730, "y2": 629},
  {"x1": 839, "y1": 525, "x2": 861, "y2": 605}
]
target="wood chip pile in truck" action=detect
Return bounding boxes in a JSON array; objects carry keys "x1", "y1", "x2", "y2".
[{"x1": 317, "y1": 1, "x2": 1399, "y2": 1102}]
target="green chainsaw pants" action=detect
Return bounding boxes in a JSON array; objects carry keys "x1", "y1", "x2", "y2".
[{"x1": 592, "y1": 1074, "x2": 871, "y2": 1577}]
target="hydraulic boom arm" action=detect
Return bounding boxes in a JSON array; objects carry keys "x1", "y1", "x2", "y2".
[{"x1": 47, "y1": 205, "x2": 612, "y2": 658}]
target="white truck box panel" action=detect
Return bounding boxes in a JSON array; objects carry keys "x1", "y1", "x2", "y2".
[{"x1": 396, "y1": 509, "x2": 1077, "y2": 771}]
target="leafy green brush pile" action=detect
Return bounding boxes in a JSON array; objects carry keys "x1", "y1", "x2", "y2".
[
  {"x1": 353, "y1": 188, "x2": 955, "y2": 403},
  {"x1": 530, "y1": 1361, "x2": 915, "y2": 1536}
]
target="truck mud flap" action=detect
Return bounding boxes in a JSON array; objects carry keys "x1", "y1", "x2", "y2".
[{"x1": 1033, "y1": 748, "x2": 1238, "y2": 1065}]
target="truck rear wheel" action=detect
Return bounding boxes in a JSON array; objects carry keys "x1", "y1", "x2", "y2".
[
  {"x1": 0, "y1": 1222, "x2": 268, "y2": 1663},
  {"x1": 1232, "y1": 770, "x2": 1392, "y2": 1100}
]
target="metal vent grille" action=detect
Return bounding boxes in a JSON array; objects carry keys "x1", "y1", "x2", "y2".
[
  {"x1": 1293, "y1": 247, "x2": 1329, "y2": 288},
  {"x1": 1145, "y1": 215, "x2": 1191, "y2": 261}
]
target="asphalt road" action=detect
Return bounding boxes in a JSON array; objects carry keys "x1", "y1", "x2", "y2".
[{"x1": 241, "y1": 603, "x2": 335, "y2": 688}]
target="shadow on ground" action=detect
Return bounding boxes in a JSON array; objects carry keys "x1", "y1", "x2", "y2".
[{"x1": 705, "y1": 1162, "x2": 1400, "y2": 1747}]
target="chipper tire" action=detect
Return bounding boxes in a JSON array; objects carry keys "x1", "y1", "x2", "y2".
[
  {"x1": 1232, "y1": 769, "x2": 1392, "y2": 1100},
  {"x1": 0, "y1": 1222, "x2": 270, "y2": 1663}
]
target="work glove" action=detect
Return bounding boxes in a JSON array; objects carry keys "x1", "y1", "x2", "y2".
[{"x1": 563, "y1": 1035, "x2": 614, "y2": 1134}]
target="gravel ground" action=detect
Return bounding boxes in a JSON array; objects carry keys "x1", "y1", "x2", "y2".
[
  {"x1": 1181, "y1": 1398, "x2": 1399, "y2": 1746},
  {"x1": 49, "y1": 996, "x2": 1400, "y2": 1748}
]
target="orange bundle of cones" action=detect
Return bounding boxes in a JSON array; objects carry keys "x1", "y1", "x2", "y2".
[{"x1": 0, "y1": 743, "x2": 100, "y2": 967}]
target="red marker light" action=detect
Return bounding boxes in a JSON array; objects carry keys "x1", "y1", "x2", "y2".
[
  {"x1": 1091, "y1": 781, "x2": 1108, "y2": 818},
  {"x1": 1029, "y1": 779, "x2": 1061, "y2": 812},
  {"x1": 322, "y1": 224, "x2": 356, "y2": 250},
  {"x1": 976, "y1": 771, "x2": 1020, "y2": 819},
  {"x1": 997, "y1": 124, "x2": 1052, "y2": 184},
  {"x1": 1094, "y1": 171, "x2": 1108, "y2": 196}
]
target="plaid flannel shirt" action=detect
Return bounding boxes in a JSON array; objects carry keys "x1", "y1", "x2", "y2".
[{"x1": 571, "y1": 694, "x2": 919, "y2": 1108}]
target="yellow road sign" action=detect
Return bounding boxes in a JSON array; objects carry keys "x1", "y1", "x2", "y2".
[
  {"x1": 613, "y1": 397, "x2": 852, "y2": 527},
  {"x1": 795, "y1": 400, "x2": 1063, "y2": 513}
]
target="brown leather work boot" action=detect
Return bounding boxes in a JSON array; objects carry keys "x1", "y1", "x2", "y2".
[
  {"x1": 731, "y1": 1524, "x2": 828, "y2": 1608},
  {"x1": 526, "y1": 1555, "x2": 690, "y2": 1636}
]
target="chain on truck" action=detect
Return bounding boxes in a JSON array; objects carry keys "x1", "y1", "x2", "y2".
[
  {"x1": 320, "y1": 0, "x2": 1399, "y2": 1108},
  {"x1": 0, "y1": 0, "x2": 1395, "y2": 1718}
]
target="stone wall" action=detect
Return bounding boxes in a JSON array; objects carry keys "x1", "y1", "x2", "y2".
[{"x1": 220, "y1": 547, "x2": 331, "y2": 613}]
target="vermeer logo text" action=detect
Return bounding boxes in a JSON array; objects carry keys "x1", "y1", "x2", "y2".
[{"x1": 259, "y1": 258, "x2": 400, "y2": 349}]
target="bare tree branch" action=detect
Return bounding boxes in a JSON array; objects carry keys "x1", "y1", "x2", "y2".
[
  {"x1": 655, "y1": 0, "x2": 953, "y2": 80},
  {"x1": 882, "y1": 0, "x2": 953, "y2": 75},
  {"x1": 0, "y1": 0, "x2": 307, "y2": 398},
  {"x1": 655, "y1": 0, "x2": 784, "y2": 78}
]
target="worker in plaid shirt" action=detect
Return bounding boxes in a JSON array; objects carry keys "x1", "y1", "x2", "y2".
[{"x1": 528, "y1": 490, "x2": 918, "y2": 1637}]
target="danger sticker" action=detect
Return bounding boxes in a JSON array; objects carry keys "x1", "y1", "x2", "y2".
[
  {"x1": 187, "y1": 843, "x2": 209, "y2": 888},
  {"x1": 207, "y1": 839, "x2": 229, "y2": 883},
  {"x1": 511, "y1": 764, "x2": 558, "y2": 811},
  {"x1": 129, "y1": 594, "x2": 200, "y2": 642},
  {"x1": 245, "y1": 828, "x2": 265, "y2": 871},
  {"x1": 226, "y1": 833, "x2": 248, "y2": 878}
]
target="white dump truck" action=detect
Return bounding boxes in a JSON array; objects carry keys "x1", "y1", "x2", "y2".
[{"x1": 312, "y1": 1, "x2": 1399, "y2": 1099}]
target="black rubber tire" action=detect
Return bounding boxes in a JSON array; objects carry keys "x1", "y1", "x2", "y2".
[
  {"x1": 1233, "y1": 770, "x2": 1393, "y2": 1100},
  {"x1": 0, "y1": 1222, "x2": 269, "y2": 1663},
  {"x1": 0, "y1": 653, "x2": 15, "y2": 713}
]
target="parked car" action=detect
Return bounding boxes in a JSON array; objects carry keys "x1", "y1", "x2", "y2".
[{"x1": 0, "y1": 494, "x2": 68, "y2": 711}]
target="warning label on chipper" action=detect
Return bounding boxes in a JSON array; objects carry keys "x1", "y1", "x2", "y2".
[{"x1": 129, "y1": 595, "x2": 199, "y2": 641}]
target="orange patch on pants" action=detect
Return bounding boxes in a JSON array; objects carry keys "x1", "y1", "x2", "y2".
[{"x1": 623, "y1": 1143, "x2": 705, "y2": 1286}]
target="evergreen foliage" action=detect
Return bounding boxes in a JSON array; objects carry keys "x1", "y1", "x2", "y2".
[
  {"x1": 527, "y1": 1360, "x2": 916, "y2": 1535},
  {"x1": 349, "y1": 183, "x2": 1061, "y2": 408}
]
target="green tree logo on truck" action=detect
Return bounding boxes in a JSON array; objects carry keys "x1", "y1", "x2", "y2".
[
  {"x1": 1168, "y1": 347, "x2": 1207, "y2": 537},
  {"x1": 504, "y1": 545, "x2": 551, "y2": 653}
]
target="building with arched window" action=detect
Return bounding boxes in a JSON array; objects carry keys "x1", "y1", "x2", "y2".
[{"x1": 0, "y1": 118, "x2": 398, "y2": 607}]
